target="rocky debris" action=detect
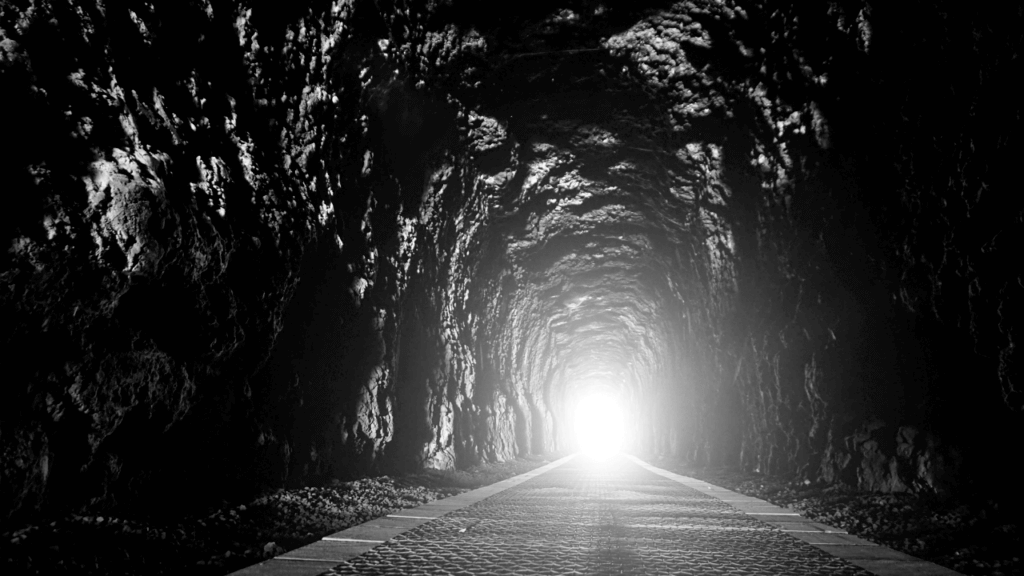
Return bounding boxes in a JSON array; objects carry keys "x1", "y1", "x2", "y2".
[
  {"x1": 819, "y1": 422, "x2": 962, "y2": 494},
  {"x1": 657, "y1": 458, "x2": 1023, "y2": 576},
  {"x1": 0, "y1": 455, "x2": 551, "y2": 575}
]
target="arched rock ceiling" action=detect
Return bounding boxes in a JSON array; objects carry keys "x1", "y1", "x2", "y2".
[
  {"x1": 490, "y1": 115, "x2": 704, "y2": 435},
  {"x1": 461, "y1": 1, "x2": 782, "y2": 447}
]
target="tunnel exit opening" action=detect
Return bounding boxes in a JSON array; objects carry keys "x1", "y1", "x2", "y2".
[{"x1": 572, "y1": 388, "x2": 626, "y2": 458}]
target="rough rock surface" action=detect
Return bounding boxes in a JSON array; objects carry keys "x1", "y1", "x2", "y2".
[{"x1": 1, "y1": 0, "x2": 1022, "y2": 527}]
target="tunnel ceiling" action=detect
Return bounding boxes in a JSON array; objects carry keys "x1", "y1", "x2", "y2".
[
  {"x1": 463, "y1": 0, "x2": 822, "y2": 452},
  {"x1": 2, "y1": 0, "x2": 1023, "y2": 523}
]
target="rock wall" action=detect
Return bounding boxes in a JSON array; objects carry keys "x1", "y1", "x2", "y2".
[
  {"x1": 2, "y1": 0, "x2": 1023, "y2": 524},
  {"x1": 0, "y1": 0, "x2": 478, "y2": 521},
  {"x1": 2, "y1": 0, "x2": 331, "y2": 520},
  {"x1": 603, "y1": 0, "x2": 1023, "y2": 493}
]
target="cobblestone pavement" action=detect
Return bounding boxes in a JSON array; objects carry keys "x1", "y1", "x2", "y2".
[{"x1": 325, "y1": 454, "x2": 873, "y2": 575}]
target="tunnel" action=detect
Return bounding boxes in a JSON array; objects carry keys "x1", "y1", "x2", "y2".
[{"x1": 1, "y1": 0, "x2": 1023, "y2": 571}]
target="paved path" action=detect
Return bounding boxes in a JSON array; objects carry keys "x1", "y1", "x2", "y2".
[{"x1": 233, "y1": 454, "x2": 963, "y2": 576}]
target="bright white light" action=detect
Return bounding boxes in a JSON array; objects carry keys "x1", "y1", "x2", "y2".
[{"x1": 573, "y1": 391, "x2": 625, "y2": 457}]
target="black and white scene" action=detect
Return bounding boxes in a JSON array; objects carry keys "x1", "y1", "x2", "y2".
[{"x1": 1, "y1": 1, "x2": 1022, "y2": 574}]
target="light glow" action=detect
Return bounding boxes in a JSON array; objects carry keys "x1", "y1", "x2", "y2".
[{"x1": 573, "y1": 391, "x2": 625, "y2": 457}]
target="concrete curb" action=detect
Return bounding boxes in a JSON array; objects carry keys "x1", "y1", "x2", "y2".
[
  {"x1": 628, "y1": 455, "x2": 966, "y2": 576},
  {"x1": 227, "y1": 455, "x2": 575, "y2": 576}
]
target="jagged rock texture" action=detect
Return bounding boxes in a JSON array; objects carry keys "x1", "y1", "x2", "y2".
[{"x1": 1, "y1": 0, "x2": 1021, "y2": 523}]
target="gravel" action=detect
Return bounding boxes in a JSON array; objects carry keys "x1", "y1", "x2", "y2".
[
  {"x1": 651, "y1": 457, "x2": 1024, "y2": 576},
  {"x1": 15, "y1": 454, "x2": 1014, "y2": 575},
  {"x1": 0, "y1": 456, "x2": 553, "y2": 575}
]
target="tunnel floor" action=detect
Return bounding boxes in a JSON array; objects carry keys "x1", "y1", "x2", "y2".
[{"x1": 306, "y1": 455, "x2": 877, "y2": 576}]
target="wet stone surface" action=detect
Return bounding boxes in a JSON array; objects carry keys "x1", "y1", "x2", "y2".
[{"x1": 327, "y1": 456, "x2": 871, "y2": 575}]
